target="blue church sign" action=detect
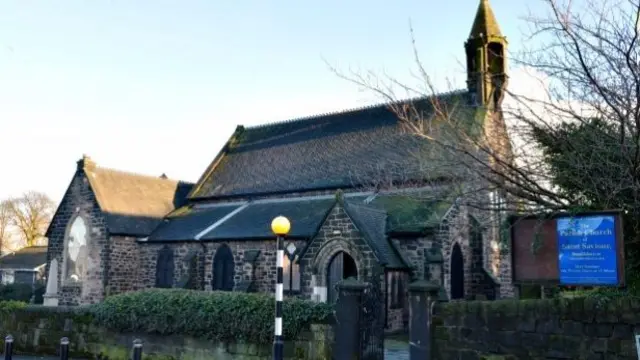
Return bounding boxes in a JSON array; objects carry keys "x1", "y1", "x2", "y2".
[{"x1": 556, "y1": 215, "x2": 620, "y2": 286}]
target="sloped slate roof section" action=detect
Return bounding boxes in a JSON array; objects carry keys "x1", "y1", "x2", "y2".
[
  {"x1": 190, "y1": 91, "x2": 472, "y2": 199},
  {"x1": 343, "y1": 201, "x2": 408, "y2": 269},
  {"x1": 0, "y1": 246, "x2": 47, "y2": 270},
  {"x1": 84, "y1": 165, "x2": 194, "y2": 236},
  {"x1": 345, "y1": 189, "x2": 456, "y2": 235},
  {"x1": 469, "y1": 0, "x2": 502, "y2": 38},
  {"x1": 368, "y1": 192, "x2": 455, "y2": 234},
  {"x1": 147, "y1": 204, "x2": 242, "y2": 242},
  {"x1": 200, "y1": 198, "x2": 336, "y2": 241}
]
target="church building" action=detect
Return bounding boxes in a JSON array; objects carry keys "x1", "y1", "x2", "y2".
[{"x1": 44, "y1": 0, "x2": 515, "y2": 333}]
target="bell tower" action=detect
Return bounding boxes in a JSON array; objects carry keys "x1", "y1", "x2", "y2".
[{"x1": 465, "y1": 0, "x2": 508, "y2": 109}]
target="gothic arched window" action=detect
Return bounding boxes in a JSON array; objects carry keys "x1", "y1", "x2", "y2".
[
  {"x1": 64, "y1": 216, "x2": 89, "y2": 284},
  {"x1": 212, "y1": 244, "x2": 235, "y2": 291},
  {"x1": 155, "y1": 246, "x2": 175, "y2": 288}
]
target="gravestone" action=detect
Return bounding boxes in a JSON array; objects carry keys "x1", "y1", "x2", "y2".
[{"x1": 43, "y1": 258, "x2": 59, "y2": 306}]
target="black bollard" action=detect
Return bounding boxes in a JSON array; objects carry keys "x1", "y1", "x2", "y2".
[
  {"x1": 132, "y1": 339, "x2": 143, "y2": 360},
  {"x1": 59, "y1": 337, "x2": 69, "y2": 360},
  {"x1": 4, "y1": 335, "x2": 13, "y2": 360}
]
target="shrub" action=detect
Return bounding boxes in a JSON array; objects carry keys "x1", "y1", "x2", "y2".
[
  {"x1": 0, "y1": 300, "x2": 27, "y2": 312},
  {"x1": 92, "y1": 289, "x2": 334, "y2": 345}
]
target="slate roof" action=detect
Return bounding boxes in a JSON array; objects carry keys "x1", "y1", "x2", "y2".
[
  {"x1": 342, "y1": 200, "x2": 408, "y2": 269},
  {"x1": 201, "y1": 197, "x2": 336, "y2": 241},
  {"x1": 147, "y1": 204, "x2": 243, "y2": 241},
  {"x1": 52, "y1": 156, "x2": 195, "y2": 237},
  {"x1": 146, "y1": 196, "x2": 338, "y2": 242},
  {"x1": 0, "y1": 246, "x2": 47, "y2": 270},
  {"x1": 469, "y1": 0, "x2": 503, "y2": 38},
  {"x1": 189, "y1": 91, "x2": 476, "y2": 199},
  {"x1": 366, "y1": 190, "x2": 456, "y2": 234}
]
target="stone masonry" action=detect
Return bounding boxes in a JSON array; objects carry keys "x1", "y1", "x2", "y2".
[
  {"x1": 107, "y1": 236, "x2": 141, "y2": 296},
  {"x1": 433, "y1": 297, "x2": 640, "y2": 359},
  {"x1": 299, "y1": 204, "x2": 380, "y2": 295},
  {"x1": 45, "y1": 161, "x2": 109, "y2": 306}
]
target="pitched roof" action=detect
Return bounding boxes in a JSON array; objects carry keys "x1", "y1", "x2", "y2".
[
  {"x1": 79, "y1": 156, "x2": 194, "y2": 236},
  {"x1": 146, "y1": 196, "x2": 338, "y2": 242},
  {"x1": 0, "y1": 246, "x2": 47, "y2": 270},
  {"x1": 366, "y1": 190, "x2": 456, "y2": 234},
  {"x1": 189, "y1": 91, "x2": 474, "y2": 199},
  {"x1": 469, "y1": 0, "x2": 502, "y2": 39},
  {"x1": 201, "y1": 197, "x2": 336, "y2": 241},
  {"x1": 148, "y1": 204, "x2": 244, "y2": 241},
  {"x1": 342, "y1": 200, "x2": 408, "y2": 269}
]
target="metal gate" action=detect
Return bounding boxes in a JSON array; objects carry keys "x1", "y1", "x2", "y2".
[{"x1": 358, "y1": 280, "x2": 385, "y2": 360}]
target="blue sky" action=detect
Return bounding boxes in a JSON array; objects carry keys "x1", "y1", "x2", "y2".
[{"x1": 0, "y1": 0, "x2": 543, "y2": 203}]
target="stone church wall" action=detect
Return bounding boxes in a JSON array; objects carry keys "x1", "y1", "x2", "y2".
[
  {"x1": 107, "y1": 236, "x2": 141, "y2": 296},
  {"x1": 45, "y1": 168, "x2": 109, "y2": 306},
  {"x1": 391, "y1": 236, "x2": 435, "y2": 281},
  {"x1": 299, "y1": 204, "x2": 380, "y2": 299},
  {"x1": 201, "y1": 241, "x2": 282, "y2": 294},
  {"x1": 137, "y1": 242, "x2": 204, "y2": 290},
  {"x1": 136, "y1": 240, "x2": 308, "y2": 295}
]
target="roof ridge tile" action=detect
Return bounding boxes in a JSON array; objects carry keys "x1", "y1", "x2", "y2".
[{"x1": 244, "y1": 90, "x2": 467, "y2": 131}]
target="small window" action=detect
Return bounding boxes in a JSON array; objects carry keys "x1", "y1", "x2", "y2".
[
  {"x1": 283, "y1": 243, "x2": 300, "y2": 292},
  {"x1": 388, "y1": 272, "x2": 405, "y2": 309},
  {"x1": 2, "y1": 271, "x2": 14, "y2": 285}
]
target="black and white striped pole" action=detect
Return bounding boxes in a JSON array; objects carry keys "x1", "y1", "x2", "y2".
[
  {"x1": 59, "y1": 337, "x2": 69, "y2": 360},
  {"x1": 271, "y1": 215, "x2": 291, "y2": 360},
  {"x1": 4, "y1": 335, "x2": 13, "y2": 360}
]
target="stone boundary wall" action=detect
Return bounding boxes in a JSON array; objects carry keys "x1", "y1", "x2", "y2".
[
  {"x1": 433, "y1": 297, "x2": 640, "y2": 359},
  {"x1": 0, "y1": 306, "x2": 332, "y2": 360}
]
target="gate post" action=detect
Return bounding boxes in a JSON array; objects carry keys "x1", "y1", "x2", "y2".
[
  {"x1": 409, "y1": 280, "x2": 440, "y2": 360},
  {"x1": 334, "y1": 278, "x2": 367, "y2": 360}
]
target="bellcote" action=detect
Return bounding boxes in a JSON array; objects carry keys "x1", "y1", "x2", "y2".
[
  {"x1": 468, "y1": 0, "x2": 503, "y2": 42},
  {"x1": 465, "y1": 0, "x2": 508, "y2": 109}
]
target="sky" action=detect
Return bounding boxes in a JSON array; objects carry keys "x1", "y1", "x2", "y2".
[{"x1": 0, "y1": 0, "x2": 545, "y2": 204}]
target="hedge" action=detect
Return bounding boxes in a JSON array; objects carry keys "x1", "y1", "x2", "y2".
[{"x1": 91, "y1": 289, "x2": 334, "y2": 345}]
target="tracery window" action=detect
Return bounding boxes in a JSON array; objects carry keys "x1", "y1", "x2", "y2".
[{"x1": 64, "y1": 216, "x2": 89, "y2": 284}]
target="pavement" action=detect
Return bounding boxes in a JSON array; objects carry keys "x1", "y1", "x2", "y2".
[
  {"x1": 3, "y1": 342, "x2": 410, "y2": 360},
  {"x1": 384, "y1": 338, "x2": 410, "y2": 360}
]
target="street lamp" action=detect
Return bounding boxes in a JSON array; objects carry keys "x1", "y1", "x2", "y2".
[{"x1": 271, "y1": 215, "x2": 290, "y2": 360}]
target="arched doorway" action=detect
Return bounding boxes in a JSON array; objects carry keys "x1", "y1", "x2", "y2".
[
  {"x1": 326, "y1": 251, "x2": 358, "y2": 303},
  {"x1": 450, "y1": 243, "x2": 464, "y2": 300},
  {"x1": 212, "y1": 244, "x2": 235, "y2": 291}
]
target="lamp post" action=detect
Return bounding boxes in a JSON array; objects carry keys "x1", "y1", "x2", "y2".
[{"x1": 271, "y1": 215, "x2": 291, "y2": 360}]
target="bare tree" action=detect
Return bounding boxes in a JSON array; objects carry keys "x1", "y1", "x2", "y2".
[
  {"x1": 329, "y1": 0, "x2": 640, "y2": 271},
  {"x1": 0, "y1": 200, "x2": 12, "y2": 255},
  {"x1": 7, "y1": 191, "x2": 55, "y2": 248}
]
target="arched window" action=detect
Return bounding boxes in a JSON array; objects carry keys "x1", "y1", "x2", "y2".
[
  {"x1": 155, "y1": 246, "x2": 175, "y2": 288},
  {"x1": 283, "y1": 242, "x2": 300, "y2": 293},
  {"x1": 212, "y1": 244, "x2": 234, "y2": 291},
  {"x1": 450, "y1": 243, "x2": 465, "y2": 300},
  {"x1": 64, "y1": 217, "x2": 89, "y2": 284}
]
